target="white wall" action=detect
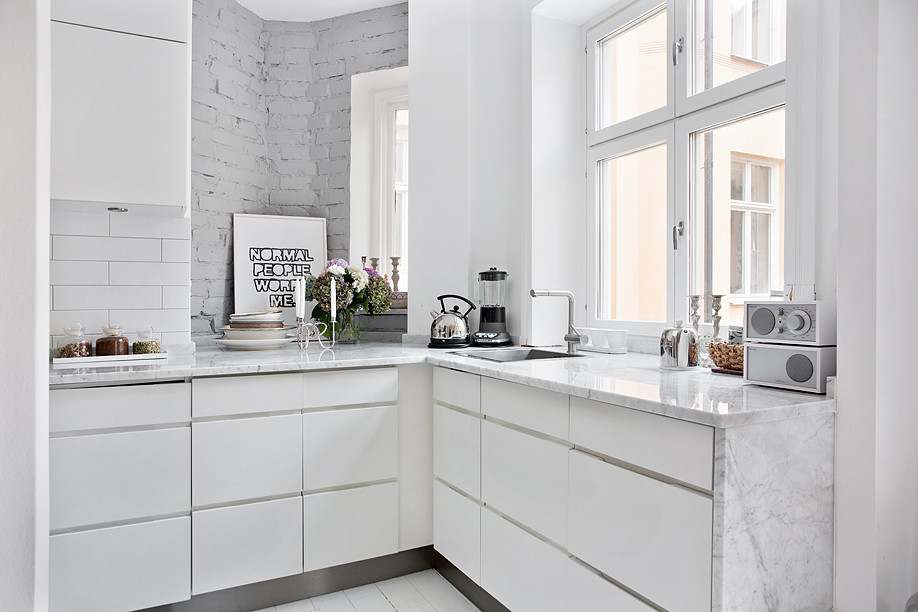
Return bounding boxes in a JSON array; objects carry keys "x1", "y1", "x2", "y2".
[{"x1": 0, "y1": 0, "x2": 50, "y2": 609}]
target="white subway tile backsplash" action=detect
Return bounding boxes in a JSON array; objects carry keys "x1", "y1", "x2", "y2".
[
  {"x1": 161, "y1": 331, "x2": 193, "y2": 345},
  {"x1": 53, "y1": 286, "x2": 163, "y2": 311},
  {"x1": 52, "y1": 236, "x2": 162, "y2": 262},
  {"x1": 110, "y1": 262, "x2": 190, "y2": 286},
  {"x1": 50, "y1": 261, "x2": 109, "y2": 285},
  {"x1": 109, "y1": 215, "x2": 191, "y2": 239},
  {"x1": 50, "y1": 310, "x2": 110, "y2": 336},
  {"x1": 49, "y1": 211, "x2": 110, "y2": 236},
  {"x1": 162, "y1": 239, "x2": 191, "y2": 262},
  {"x1": 109, "y1": 309, "x2": 191, "y2": 333},
  {"x1": 162, "y1": 285, "x2": 190, "y2": 309}
]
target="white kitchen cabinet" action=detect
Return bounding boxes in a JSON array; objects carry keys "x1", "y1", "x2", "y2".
[
  {"x1": 192, "y1": 496, "x2": 303, "y2": 595},
  {"x1": 481, "y1": 377, "x2": 569, "y2": 439},
  {"x1": 568, "y1": 450, "x2": 713, "y2": 612},
  {"x1": 302, "y1": 367, "x2": 398, "y2": 408},
  {"x1": 51, "y1": 427, "x2": 189, "y2": 530},
  {"x1": 481, "y1": 420, "x2": 569, "y2": 546},
  {"x1": 433, "y1": 480, "x2": 481, "y2": 584},
  {"x1": 192, "y1": 373, "x2": 302, "y2": 418},
  {"x1": 51, "y1": 0, "x2": 189, "y2": 42},
  {"x1": 51, "y1": 21, "x2": 188, "y2": 214},
  {"x1": 50, "y1": 516, "x2": 190, "y2": 612},
  {"x1": 570, "y1": 396, "x2": 714, "y2": 490},
  {"x1": 304, "y1": 482, "x2": 398, "y2": 571},
  {"x1": 302, "y1": 405, "x2": 397, "y2": 490},
  {"x1": 565, "y1": 557, "x2": 655, "y2": 612},
  {"x1": 433, "y1": 367, "x2": 480, "y2": 413},
  {"x1": 433, "y1": 404, "x2": 481, "y2": 498},
  {"x1": 480, "y1": 508, "x2": 568, "y2": 612},
  {"x1": 192, "y1": 414, "x2": 302, "y2": 507},
  {"x1": 50, "y1": 382, "x2": 190, "y2": 432}
]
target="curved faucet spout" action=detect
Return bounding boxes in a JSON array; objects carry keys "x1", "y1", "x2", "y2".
[{"x1": 530, "y1": 289, "x2": 580, "y2": 353}]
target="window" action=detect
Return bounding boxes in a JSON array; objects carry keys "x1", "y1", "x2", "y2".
[
  {"x1": 387, "y1": 108, "x2": 409, "y2": 291},
  {"x1": 586, "y1": 0, "x2": 786, "y2": 334}
]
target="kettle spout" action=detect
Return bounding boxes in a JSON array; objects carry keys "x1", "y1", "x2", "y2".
[{"x1": 430, "y1": 309, "x2": 440, "y2": 319}]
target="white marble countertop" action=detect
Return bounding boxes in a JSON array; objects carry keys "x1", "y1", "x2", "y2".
[{"x1": 49, "y1": 342, "x2": 835, "y2": 428}]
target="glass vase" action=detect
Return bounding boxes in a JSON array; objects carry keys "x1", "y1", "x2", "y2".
[{"x1": 331, "y1": 309, "x2": 360, "y2": 344}]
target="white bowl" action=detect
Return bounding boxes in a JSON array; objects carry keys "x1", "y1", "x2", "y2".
[
  {"x1": 219, "y1": 326, "x2": 293, "y2": 340},
  {"x1": 229, "y1": 310, "x2": 285, "y2": 323}
]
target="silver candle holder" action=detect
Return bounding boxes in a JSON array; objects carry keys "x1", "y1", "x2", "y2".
[
  {"x1": 296, "y1": 317, "x2": 335, "y2": 350},
  {"x1": 710, "y1": 294, "x2": 724, "y2": 343}
]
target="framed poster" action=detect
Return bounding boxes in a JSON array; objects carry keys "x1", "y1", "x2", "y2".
[{"x1": 233, "y1": 214, "x2": 327, "y2": 326}]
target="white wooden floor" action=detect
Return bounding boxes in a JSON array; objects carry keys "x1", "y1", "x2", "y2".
[{"x1": 253, "y1": 570, "x2": 481, "y2": 612}]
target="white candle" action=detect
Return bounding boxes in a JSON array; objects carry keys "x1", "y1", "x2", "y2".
[
  {"x1": 330, "y1": 277, "x2": 337, "y2": 322},
  {"x1": 295, "y1": 278, "x2": 304, "y2": 319}
]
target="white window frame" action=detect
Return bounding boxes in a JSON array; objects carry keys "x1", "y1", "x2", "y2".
[
  {"x1": 372, "y1": 88, "x2": 408, "y2": 281},
  {"x1": 728, "y1": 154, "x2": 781, "y2": 299}
]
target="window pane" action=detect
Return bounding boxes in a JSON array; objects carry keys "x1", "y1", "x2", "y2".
[
  {"x1": 598, "y1": 5, "x2": 667, "y2": 130},
  {"x1": 389, "y1": 191, "x2": 408, "y2": 291},
  {"x1": 730, "y1": 210, "x2": 744, "y2": 294},
  {"x1": 693, "y1": 0, "x2": 786, "y2": 94},
  {"x1": 750, "y1": 163, "x2": 771, "y2": 203},
  {"x1": 690, "y1": 107, "x2": 785, "y2": 324},
  {"x1": 598, "y1": 142, "x2": 667, "y2": 322},
  {"x1": 730, "y1": 161, "x2": 744, "y2": 200}
]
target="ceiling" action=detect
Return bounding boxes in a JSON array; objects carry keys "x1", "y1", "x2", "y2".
[{"x1": 235, "y1": 0, "x2": 400, "y2": 22}]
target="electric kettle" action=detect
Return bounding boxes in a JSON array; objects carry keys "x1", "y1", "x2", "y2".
[{"x1": 429, "y1": 294, "x2": 476, "y2": 348}]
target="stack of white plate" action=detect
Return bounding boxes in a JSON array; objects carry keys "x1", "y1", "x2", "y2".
[{"x1": 216, "y1": 311, "x2": 295, "y2": 350}]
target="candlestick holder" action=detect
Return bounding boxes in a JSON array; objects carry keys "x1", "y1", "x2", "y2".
[
  {"x1": 710, "y1": 294, "x2": 724, "y2": 343},
  {"x1": 689, "y1": 295, "x2": 702, "y2": 334},
  {"x1": 297, "y1": 318, "x2": 335, "y2": 350}
]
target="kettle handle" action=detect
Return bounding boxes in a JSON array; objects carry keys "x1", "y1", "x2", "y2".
[{"x1": 436, "y1": 294, "x2": 477, "y2": 318}]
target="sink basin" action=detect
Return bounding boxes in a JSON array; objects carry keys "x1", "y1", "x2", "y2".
[{"x1": 451, "y1": 348, "x2": 585, "y2": 363}]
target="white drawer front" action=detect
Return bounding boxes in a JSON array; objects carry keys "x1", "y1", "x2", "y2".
[
  {"x1": 303, "y1": 405, "x2": 398, "y2": 490},
  {"x1": 433, "y1": 480, "x2": 481, "y2": 584},
  {"x1": 481, "y1": 508, "x2": 568, "y2": 612},
  {"x1": 50, "y1": 382, "x2": 190, "y2": 432},
  {"x1": 433, "y1": 404, "x2": 481, "y2": 498},
  {"x1": 433, "y1": 367, "x2": 480, "y2": 413},
  {"x1": 566, "y1": 557, "x2": 656, "y2": 612},
  {"x1": 304, "y1": 482, "x2": 398, "y2": 571},
  {"x1": 50, "y1": 516, "x2": 190, "y2": 612},
  {"x1": 51, "y1": 427, "x2": 190, "y2": 530},
  {"x1": 481, "y1": 377, "x2": 569, "y2": 439},
  {"x1": 570, "y1": 396, "x2": 714, "y2": 490},
  {"x1": 481, "y1": 420, "x2": 568, "y2": 546},
  {"x1": 568, "y1": 451, "x2": 713, "y2": 612},
  {"x1": 192, "y1": 497, "x2": 303, "y2": 595},
  {"x1": 192, "y1": 373, "x2": 302, "y2": 418},
  {"x1": 192, "y1": 414, "x2": 302, "y2": 507},
  {"x1": 303, "y1": 367, "x2": 398, "y2": 409}
]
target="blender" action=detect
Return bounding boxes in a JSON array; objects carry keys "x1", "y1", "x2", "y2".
[{"x1": 473, "y1": 267, "x2": 513, "y2": 347}]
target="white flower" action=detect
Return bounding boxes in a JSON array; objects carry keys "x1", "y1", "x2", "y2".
[
  {"x1": 349, "y1": 267, "x2": 369, "y2": 291},
  {"x1": 326, "y1": 264, "x2": 345, "y2": 276}
]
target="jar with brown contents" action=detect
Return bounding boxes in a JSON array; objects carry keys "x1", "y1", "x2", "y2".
[{"x1": 96, "y1": 322, "x2": 129, "y2": 356}]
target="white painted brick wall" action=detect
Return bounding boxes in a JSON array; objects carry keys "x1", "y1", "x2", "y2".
[
  {"x1": 190, "y1": 0, "x2": 408, "y2": 339},
  {"x1": 49, "y1": 211, "x2": 192, "y2": 349}
]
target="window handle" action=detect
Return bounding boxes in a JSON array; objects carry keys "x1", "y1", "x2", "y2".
[
  {"x1": 673, "y1": 221, "x2": 684, "y2": 250},
  {"x1": 672, "y1": 37, "x2": 684, "y2": 66}
]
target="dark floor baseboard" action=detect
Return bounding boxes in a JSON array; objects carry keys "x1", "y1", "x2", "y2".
[{"x1": 432, "y1": 552, "x2": 510, "y2": 612}]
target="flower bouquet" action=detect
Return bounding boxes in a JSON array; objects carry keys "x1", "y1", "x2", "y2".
[{"x1": 305, "y1": 259, "x2": 393, "y2": 342}]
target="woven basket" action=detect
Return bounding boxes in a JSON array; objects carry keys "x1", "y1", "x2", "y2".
[{"x1": 709, "y1": 342, "x2": 743, "y2": 371}]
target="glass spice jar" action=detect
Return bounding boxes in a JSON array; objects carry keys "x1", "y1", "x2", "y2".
[
  {"x1": 96, "y1": 322, "x2": 129, "y2": 356},
  {"x1": 57, "y1": 323, "x2": 92, "y2": 358},
  {"x1": 132, "y1": 325, "x2": 161, "y2": 355}
]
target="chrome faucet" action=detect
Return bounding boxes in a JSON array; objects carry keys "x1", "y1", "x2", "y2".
[{"x1": 530, "y1": 289, "x2": 581, "y2": 353}]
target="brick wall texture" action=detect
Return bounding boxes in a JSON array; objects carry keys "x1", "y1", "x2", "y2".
[{"x1": 190, "y1": 0, "x2": 408, "y2": 337}]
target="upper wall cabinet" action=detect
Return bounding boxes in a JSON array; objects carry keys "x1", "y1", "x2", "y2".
[
  {"x1": 50, "y1": 16, "x2": 189, "y2": 216},
  {"x1": 51, "y1": 0, "x2": 189, "y2": 43}
]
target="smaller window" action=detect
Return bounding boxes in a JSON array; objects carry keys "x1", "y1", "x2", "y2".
[
  {"x1": 731, "y1": 0, "x2": 782, "y2": 65},
  {"x1": 729, "y1": 156, "x2": 779, "y2": 299}
]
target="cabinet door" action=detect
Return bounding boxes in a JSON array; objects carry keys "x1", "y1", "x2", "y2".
[
  {"x1": 50, "y1": 382, "x2": 190, "y2": 432},
  {"x1": 481, "y1": 377, "x2": 569, "y2": 439},
  {"x1": 433, "y1": 367, "x2": 480, "y2": 413},
  {"x1": 50, "y1": 516, "x2": 190, "y2": 612},
  {"x1": 304, "y1": 482, "x2": 398, "y2": 571},
  {"x1": 481, "y1": 508, "x2": 568, "y2": 612},
  {"x1": 566, "y1": 557, "x2": 656, "y2": 612},
  {"x1": 302, "y1": 367, "x2": 398, "y2": 408},
  {"x1": 433, "y1": 480, "x2": 481, "y2": 584},
  {"x1": 568, "y1": 450, "x2": 713, "y2": 612},
  {"x1": 192, "y1": 414, "x2": 302, "y2": 507},
  {"x1": 302, "y1": 405, "x2": 397, "y2": 490},
  {"x1": 192, "y1": 373, "x2": 302, "y2": 418},
  {"x1": 433, "y1": 404, "x2": 481, "y2": 498},
  {"x1": 51, "y1": 22, "x2": 187, "y2": 211},
  {"x1": 481, "y1": 420, "x2": 568, "y2": 546},
  {"x1": 192, "y1": 497, "x2": 303, "y2": 595},
  {"x1": 51, "y1": 0, "x2": 188, "y2": 42},
  {"x1": 51, "y1": 427, "x2": 190, "y2": 531}
]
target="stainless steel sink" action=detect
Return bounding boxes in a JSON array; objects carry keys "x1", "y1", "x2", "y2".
[{"x1": 451, "y1": 348, "x2": 586, "y2": 362}]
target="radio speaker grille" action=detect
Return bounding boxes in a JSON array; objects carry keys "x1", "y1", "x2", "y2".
[
  {"x1": 786, "y1": 353, "x2": 815, "y2": 383},
  {"x1": 750, "y1": 308, "x2": 776, "y2": 336}
]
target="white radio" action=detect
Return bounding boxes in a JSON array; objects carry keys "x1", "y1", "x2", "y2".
[
  {"x1": 744, "y1": 344, "x2": 837, "y2": 394},
  {"x1": 744, "y1": 300, "x2": 836, "y2": 345}
]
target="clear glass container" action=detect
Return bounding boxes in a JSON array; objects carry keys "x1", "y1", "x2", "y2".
[
  {"x1": 477, "y1": 268, "x2": 508, "y2": 307},
  {"x1": 132, "y1": 325, "x2": 161, "y2": 354},
  {"x1": 96, "y1": 321, "x2": 129, "y2": 356},
  {"x1": 57, "y1": 323, "x2": 92, "y2": 358}
]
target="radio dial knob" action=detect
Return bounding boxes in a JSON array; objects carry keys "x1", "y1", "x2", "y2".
[{"x1": 786, "y1": 310, "x2": 812, "y2": 335}]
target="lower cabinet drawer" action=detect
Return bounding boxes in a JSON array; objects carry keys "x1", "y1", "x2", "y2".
[
  {"x1": 50, "y1": 427, "x2": 190, "y2": 531},
  {"x1": 481, "y1": 508, "x2": 568, "y2": 612},
  {"x1": 304, "y1": 482, "x2": 398, "y2": 571},
  {"x1": 566, "y1": 557, "x2": 655, "y2": 612},
  {"x1": 50, "y1": 517, "x2": 190, "y2": 612},
  {"x1": 192, "y1": 497, "x2": 303, "y2": 595},
  {"x1": 568, "y1": 450, "x2": 713, "y2": 612},
  {"x1": 433, "y1": 479, "x2": 481, "y2": 584},
  {"x1": 433, "y1": 404, "x2": 481, "y2": 498}
]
